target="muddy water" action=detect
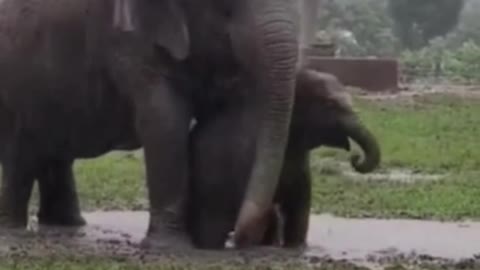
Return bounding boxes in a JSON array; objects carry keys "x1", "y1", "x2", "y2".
[{"x1": 2, "y1": 211, "x2": 480, "y2": 268}]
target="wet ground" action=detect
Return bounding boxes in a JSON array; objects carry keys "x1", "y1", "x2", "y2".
[
  {"x1": 2, "y1": 211, "x2": 480, "y2": 269},
  {"x1": 317, "y1": 159, "x2": 446, "y2": 183}
]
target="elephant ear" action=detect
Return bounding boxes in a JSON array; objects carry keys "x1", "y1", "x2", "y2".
[{"x1": 112, "y1": 0, "x2": 190, "y2": 60}]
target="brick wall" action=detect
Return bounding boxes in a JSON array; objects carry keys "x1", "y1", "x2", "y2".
[{"x1": 305, "y1": 56, "x2": 399, "y2": 92}]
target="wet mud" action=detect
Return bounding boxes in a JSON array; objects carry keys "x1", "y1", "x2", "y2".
[{"x1": 2, "y1": 211, "x2": 480, "y2": 269}]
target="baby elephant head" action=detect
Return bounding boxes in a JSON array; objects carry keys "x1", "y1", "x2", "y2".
[{"x1": 290, "y1": 69, "x2": 381, "y2": 173}]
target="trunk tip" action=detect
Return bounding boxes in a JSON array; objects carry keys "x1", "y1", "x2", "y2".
[
  {"x1": 233, "y1": 201, "x2": 271, "y2": 248},
  {"x1": 350, "y1": 152, "x2": 381, "y2": 174}
]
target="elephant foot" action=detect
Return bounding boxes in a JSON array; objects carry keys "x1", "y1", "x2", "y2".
[
  {"x1": 0, "y1": 209, "x2": 28, "y2": 229},
  {"x1": 140, "y1": 231, "x2": 192, "y2": 251},
  {"x1": 0, "y1": 218, "x2": 27, "y2": 229},
  {"x1": 140, "y1": 213, "x2": 192, "y2": 250},
  {"x1": 37, "y1": 212, "x2": 87, "y2": 227},
  {"x1": 283, "y1": 241, "x2": 308, "y2": 250}
]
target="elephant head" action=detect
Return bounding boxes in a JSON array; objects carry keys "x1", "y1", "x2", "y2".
[{"x1": 291, "y1": 69, "x2": 381, "y2": 173}]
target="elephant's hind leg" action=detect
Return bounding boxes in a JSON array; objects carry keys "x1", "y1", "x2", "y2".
[
  {"x1": 37, "y1": 159, "x2": 86, "y2": 227},
  {"x1": 0, "y1": 143, "x2": 38, "y2": 228}
]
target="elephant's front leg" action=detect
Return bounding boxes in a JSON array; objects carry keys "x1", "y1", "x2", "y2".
[
  {"x1": 134, "y1": 79, "x2": 192, "y2": 248},
  {"x1": 37, "y1": 159, "x2": 86, "y2": 227},
  {"x1": 280, "y1": 154, "x2": 311, "y2": 248},
  {"x1": 0, "y1": 142, "x2": 38, "y2": 228}
]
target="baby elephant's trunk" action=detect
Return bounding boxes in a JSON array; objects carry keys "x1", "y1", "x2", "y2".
[{"x1": 342, "y1": 116, "x2": 381, "y2": 173}]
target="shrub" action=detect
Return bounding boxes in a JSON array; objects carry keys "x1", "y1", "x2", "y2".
[
  {"x1": 399, "y1": 40, "x2": 480, "y2": 83},
  {"x1": 443, "y1": 41, "x2": 480, "y2": 83}
]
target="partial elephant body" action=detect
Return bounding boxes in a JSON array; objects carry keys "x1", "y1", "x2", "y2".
[
  {"x1": 0, "y1": 0, "x2": 131, "y2": 227},
  {"x1": 177, "y1": 0, "x2": 300, "y2": 247},
  {"x1": 0, "y1": 0, "x2": 301, "y2": 249},
  {"x1": 188, "y1": 68, "x2": 381, "y2": 249},
  {"x1": 0, "y1": 0, "x2": 195, "y2": 244}
]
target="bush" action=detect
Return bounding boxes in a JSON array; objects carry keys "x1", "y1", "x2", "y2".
[
  {"x1": 400, "y1": 49, "x2": 438, "y2": 82},
  {"x1": 317, "y1": 0, "x2": 399, "y2": 57},
  {"x1": 443, "y1": 41, "x2": 480, "y2": 82},
  {"x1": 399, "y1": 40, "x2": 480, "y2": 83}
]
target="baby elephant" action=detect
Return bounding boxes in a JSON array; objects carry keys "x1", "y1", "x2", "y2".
[{"x1": 188, "y1": 68, "x2": 381, "y2": 249}]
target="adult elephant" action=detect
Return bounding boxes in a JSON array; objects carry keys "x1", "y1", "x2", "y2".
[
  {"x1": 188, "y1": 68, "x2": 381, "y2": 249},
  {"x1": 0, "y1": 0, "x2": 300, "y2": 248}
]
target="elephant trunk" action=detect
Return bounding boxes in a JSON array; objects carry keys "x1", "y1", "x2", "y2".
[
  {"x1": 342, "y1": 116, "x2": 381, "y2": 173},
  {"x1": 233, "y1": 1, "x2": 299, "y2": 247}
]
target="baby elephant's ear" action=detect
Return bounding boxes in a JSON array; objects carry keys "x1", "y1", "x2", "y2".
[{"x1": 112, "y1": 0, "x2": 190, "y2": 61}]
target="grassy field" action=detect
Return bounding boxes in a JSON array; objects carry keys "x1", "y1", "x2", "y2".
[
  {"x1": 310, "y1": 93, "x2": 480, "y2": 220},
  {"x1": 64, "y1": 91, "x2": 480, "y2": 221}
]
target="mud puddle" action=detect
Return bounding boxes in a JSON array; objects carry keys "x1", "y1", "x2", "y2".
[{"x1": 2, "y1": 212, "x2": 480, "y2": 269}]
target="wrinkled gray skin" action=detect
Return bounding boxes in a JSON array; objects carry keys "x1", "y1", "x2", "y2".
[
  {"x1": 188, "y1": 68, "x2": 381, "y2": 249},
  {"x1": 0, "y1": 0, "x2": 299, "y2": 248},
  {"x1": 174, "y1": 0, "x2": 300, "y2": 247}
]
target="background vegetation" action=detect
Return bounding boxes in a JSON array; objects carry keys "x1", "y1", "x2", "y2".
[{"x1": 316, "y1": 0, "x2": 480, "y2": 83}]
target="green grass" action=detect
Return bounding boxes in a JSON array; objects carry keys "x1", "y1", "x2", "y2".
[
  {"x1": 74, "y1": 152, "x2": 147, "y2": 211},
  {"x1": 354, "y1": 94, "x2": 480, "y2": 172},
  {"x1": 61, "y1": 92, "x2": 480, "y2": 220},
  {"x1": 309, "y1": 94, "x2": 480, "y2": 220}
]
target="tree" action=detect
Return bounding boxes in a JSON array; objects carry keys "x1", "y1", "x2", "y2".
[
  {"x1": 317, "y1": 0, "x2": 398, "y2": 56},
  {"x1": 445, "y1": 0, "x2": 480, "y2": 47},
  {"x1": 388, "y1": 0, "x2": 465, "y2": 50}
]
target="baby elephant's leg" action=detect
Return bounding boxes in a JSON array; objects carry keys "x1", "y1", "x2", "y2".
[{"x1": 280, "y1": 154, "x2": 311, "y2": 248}]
